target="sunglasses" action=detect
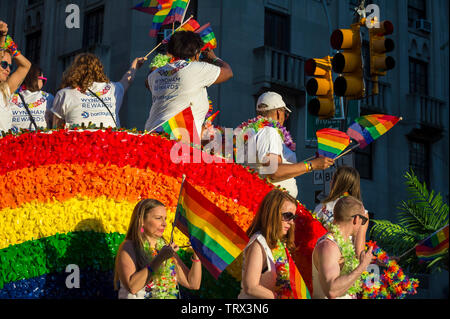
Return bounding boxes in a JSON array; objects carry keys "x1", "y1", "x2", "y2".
[
  {"x1": 38, "y1": 76, "x2": 47, "y2": 85},
  {"x1": 282, "y1": 212, "x2": 297, "y2": 222},
  {"x1": 352, "y1": 214, "x2": 368, "y2": 225},
  {"x1": 1, "y1": 61, "x2": 12, "y2": 70}
]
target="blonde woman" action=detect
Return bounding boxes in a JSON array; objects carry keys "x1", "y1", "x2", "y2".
[
  {"x1": 0, "y1": 21, "x2": 31, "y2": 133},
  {"x1": 51, "y1": 53, "x2": 146, "y2": 129},
  {"x1": 313, "y1": 166, "x2": 369, "y2": 257},
  {"x1": 239, "y1": 189, "x2": 299, "y2": 299},
  {"x1": 114, "y1": 199, "x2": 202, "y2": 299}
]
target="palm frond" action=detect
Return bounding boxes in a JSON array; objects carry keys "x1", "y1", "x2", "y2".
[{"x1": 370, "y1": 220, "x2": 419, "y2": 256}]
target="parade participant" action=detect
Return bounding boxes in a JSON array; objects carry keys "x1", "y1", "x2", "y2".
[
  {"x1": 9, "y1": 64, "x2": 54, "y2": 132},
  {"x1": 313, "y1": 166, "x2": 368, "y2": 257},
  {"x1": 51, "y1": 53, "x2": 146, "y2": 129},
  {"x1": 0, "y1": 21, "x2": 31, "y2": 133},
  {"x1": 144, "y1": 31, "x2": 233, "y2": 138},
  {"x1": 240, "y1": 91, "x2": 334, "y2": 198},
  {"x1": 114, "y1": 199, "x2": 202, "y2": 299},
  {"x1": 239, "y1": 189, "x2": 300, "y2": 299},
  {"x1": 312, "y1": 196, "x2": 373, "y2": 299}
]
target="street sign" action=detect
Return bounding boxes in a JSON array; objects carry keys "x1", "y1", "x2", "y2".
[{"x1": 305, "y1": 95, "x2": 360, "y2": 143}]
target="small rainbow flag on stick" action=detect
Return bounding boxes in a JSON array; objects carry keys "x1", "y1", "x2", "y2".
[
  {"x1": 415, "y1": 224, "x2": 449, "y2": 261},
  {"x1": 287, "y1": 248, "x2": 311, "y2": 299},
  {"x1": 149, "y1": 0, "x2": 174, "y2": 37},
  {"x1": 198, "y1": 23, "x2": 217, "y2": 50},
  {"x1": 174, "y1": 180, "x2": 249, "y2": 279},
  {"x1": 347, "y1": 114, "x2": 401, "y2": 149},
  {"x1": 159, "y1": 105, "x2": 200, "y2": 144},
  {"x1": 164, "y1": 0, "x2": 189, "y2": 24},
  {"x1": 316, "y1": 128, "x2": 351, "y2": 159}
]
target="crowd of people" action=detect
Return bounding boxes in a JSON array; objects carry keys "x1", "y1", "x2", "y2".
[{"x1": 1, "y1": 20, "x2": 372, "y2": 299}]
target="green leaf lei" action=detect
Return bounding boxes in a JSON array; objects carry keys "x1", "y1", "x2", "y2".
[{"x1": 327, "y1": 223, "x2": 363, "y2": 296}]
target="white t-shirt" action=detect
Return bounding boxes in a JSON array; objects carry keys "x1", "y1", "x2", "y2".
[
  {"x1": 51, "y1": 82, "x2": 124, "y2": 128},
  {"x1": 9, "y1": 90, "x2": 54, "y2": 132},
  {"x1": 0, "y1": 84, "x2": 12, "y2": 133},
  {"x1": 246, "y1": 126, "x2": 298, "y2": 198},
  {"x1": 145, "y1": 60, "x2": 221, "y2": 137}
]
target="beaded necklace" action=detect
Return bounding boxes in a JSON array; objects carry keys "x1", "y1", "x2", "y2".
[
  {"x1": 143, "y1": 238, "x2": 178, "y2": 299},
  {"x1": 237, "y1": 116, "x2": 296, "y2": 151}
]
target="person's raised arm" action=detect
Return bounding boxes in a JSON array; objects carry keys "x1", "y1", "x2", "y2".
[
  {"x1": 119, "y1": 57, "x2": 147, "y2": 92},
  {"x1": 316, "y1": 240, "x2": 372, "y2": 299},
  {"x1": 173, "y1": 245, "x2": 202, "y2": 290},
  {"x1": 0, "y1": 22, "x2": 31, "y2": 93},
  {"x1": 201, "y1": 49, "x2": 233, "y2": 84}
]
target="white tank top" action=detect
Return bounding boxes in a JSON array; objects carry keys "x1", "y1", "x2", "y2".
[
  {"x1": 312, "y1": 234, "x2": 353, "y2": 299},
  {"x1": 238, "y1": 233, "x2": 277, "y2": 299}
]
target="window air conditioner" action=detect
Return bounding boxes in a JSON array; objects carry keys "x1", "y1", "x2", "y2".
[{"x1": 415, "y1": 19, "x2": 432, "y2": 33}]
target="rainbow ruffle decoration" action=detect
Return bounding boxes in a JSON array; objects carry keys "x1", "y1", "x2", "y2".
[{"x1": 0, "y1": 129, "x2": 325, "y2": 298}]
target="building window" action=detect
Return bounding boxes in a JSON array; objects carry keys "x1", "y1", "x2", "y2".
[
  {"x1": 409, "y1": 140, "x2": 430, "y2": 185},
  {"x1": 265, "y1": 9, "x2": 290, "y2": 52},
  {"x1": 409, "y1": 58, "x2": 428, "y2": 95},
  {"x1": 83, "y1": 7, "x2": 104, "y2": 48},
  {"x1": 26, "y1": 31, "x2": 42, "y2": 64},
  {"x1": 408, "y1": 0, "x2": 427, "y2": 28}
]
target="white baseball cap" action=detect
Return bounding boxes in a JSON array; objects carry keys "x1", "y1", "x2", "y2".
[{"x1": 256, "y1": 92, "x2": 292, "y2": 113}]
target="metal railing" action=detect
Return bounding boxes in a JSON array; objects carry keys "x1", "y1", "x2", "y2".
[
  {"x1": 253, "y1": 46, "x2": 306, "y2": 91},
  {"x1": 407, "y1": 93, "x2": 445, "y2": 130},
  {"x1": 360, "y1": 79, "x2": 391, "y2": 113}
]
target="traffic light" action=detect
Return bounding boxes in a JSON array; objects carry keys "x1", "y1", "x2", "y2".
[
  {"x1": 369, "y1": 20, "x2": 395, "y2": 94},
  {"x1": 305, "y1": 56, "x2": 335, "y2": 119},
  {"x1": 330, "y1": 23, "x2": 365, "y2": 100}
]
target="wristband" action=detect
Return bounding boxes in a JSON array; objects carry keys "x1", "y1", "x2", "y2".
[
  {"x1": 212, "y1": 57, "x2": 220, "y2": 64},
  {"x1": 304, "y1": 161, "x2": 312, "y2": 173},
  {"x1": 191, "y1": 256, "x2": 200, "y2": 263},
  {"x1": 147, "y1": 264, "x2": 154, "y2": 273},
  {"x1": 3, "y1": 35, "x2": 21, "y2": 57}
]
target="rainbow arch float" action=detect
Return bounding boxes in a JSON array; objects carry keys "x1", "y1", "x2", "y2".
[{"x1": 0, "y1": 129, "x2": 326, "y2": 299}]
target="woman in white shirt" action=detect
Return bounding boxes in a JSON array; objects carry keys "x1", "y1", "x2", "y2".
[
  {"x1": 52, "y1": 53, "x2": 146, "y2": 129},
  {"x1": 313, "y1": 166, "x2": 369, "y2": 257},
  {"x1": 0, "y1": 21, "x2": 31, "y2": 134},
  {"x1": 9, "y1": 64, "x2": 54, "y2": 132},
  {"x1": 145, "y1": 31, "x2": 233, "y2": 138}
]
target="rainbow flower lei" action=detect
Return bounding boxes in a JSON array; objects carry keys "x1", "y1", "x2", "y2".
[
  {"x1": 237, "y1": 116, "x2": 296, "y2": 151},
  {"x1": 359, "y1": 241, "x2": 419, "y2": 299},
  {"x1": 272, "y1": 240, "x2": 295, "y2": 299},
  {"x1": 143, "y1": 238, "x2": 178, "y2": 299}
]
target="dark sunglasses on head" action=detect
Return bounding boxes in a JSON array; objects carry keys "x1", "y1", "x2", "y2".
[
  {"x1": 352, "y1": 214, "x2": 368, "y2": 225},
  {"x1": 282, "y1": 212, "x2": 297, "y2": 222},
  {"x1": 1, "y1": 61, "x2": 12, "y2": 70},
  {"x1": 38, "y1": 76, "x2": 47, "y2": 85}
]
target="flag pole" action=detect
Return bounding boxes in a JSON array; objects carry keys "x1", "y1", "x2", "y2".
[
  {"x1": 170, "y1": 174, "x2": 187, "y2": 244},
  {"x1": 397, "y1": 224, "x2": 449, "y2": 260},
  {"x1": 144, "y1": 15, "x2": 194, "y2": 59},
  {"x1": 180, "y1": 0, "x2": 191, "y2": 24},
  {"x1": 334, "y1": 142, "x2": 360, "y2": 160}
]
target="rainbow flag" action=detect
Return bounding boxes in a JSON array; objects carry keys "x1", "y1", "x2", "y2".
[
  {"x1": 416, "y1": 225, "x2": 449, "y2": 261},
  {"x1": 149, "y1": 0, "x2": 174, "y2": 37},
  {"x1": 132, "y1": 0, "x2": 161, "y2": 15},
  {"x1": 161, "y1": 105, "x2": 200, "y2": 144},
  {"x1": 206, "y1": 111, "x2": 219, "y2": 123},
  {"x1": 347, "y1": 114, "x2": 401, "y2": 149},
  {"x1": 196, "y1": 23, "x2": 217, "y2": 50},
  {"x1": 162, "y1": 18, "x2": 201, "y2": 44},
  {"x1": 164, "y1": 0, "x2": 189, "y2": 24},
  {"x1": 174, "y1": 181, "x2": 249, "y2": 279},
  {"x1": 286, "y1": 248, "x2": 311, "y2": 299},
  {"x1": 316, "y1": 128, "x2": 351, "y2": 159}
]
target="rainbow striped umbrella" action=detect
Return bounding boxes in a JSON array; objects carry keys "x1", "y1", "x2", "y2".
[
  {"x1": 316, "y1": 128, "x2": 351, "y2": 159},
  {"x1": 347, "y1": 114, "x2": 401, "y2": 149}
]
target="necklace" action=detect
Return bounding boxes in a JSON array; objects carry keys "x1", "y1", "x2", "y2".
[
  {"x1": 142, "y1": 238, "x2": 178, "y2": 299},
  {"x1": 272, "y1": 240, "x2": 295, "y2": 299},
  {"x1": 327, "y1": 223, "x2": 363, "y2": 296},
  {"x1": 237, "y1": 116, "x2": 296, "y2": 151}
]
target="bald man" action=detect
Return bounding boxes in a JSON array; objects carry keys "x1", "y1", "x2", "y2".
[{"x1": 312, "y1": 196, "x2": 372, "y2": 299}]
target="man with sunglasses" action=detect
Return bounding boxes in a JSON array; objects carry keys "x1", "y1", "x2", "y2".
[
  {"x1": 312, "y1": 196, "x2": 372, "y2": 299},
  {"x1": 244, "y1": 91, "x2": 334, "y2": 199},
  {"x1": 0, "y1": 21, "x2": 31, "y2": 134}
]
